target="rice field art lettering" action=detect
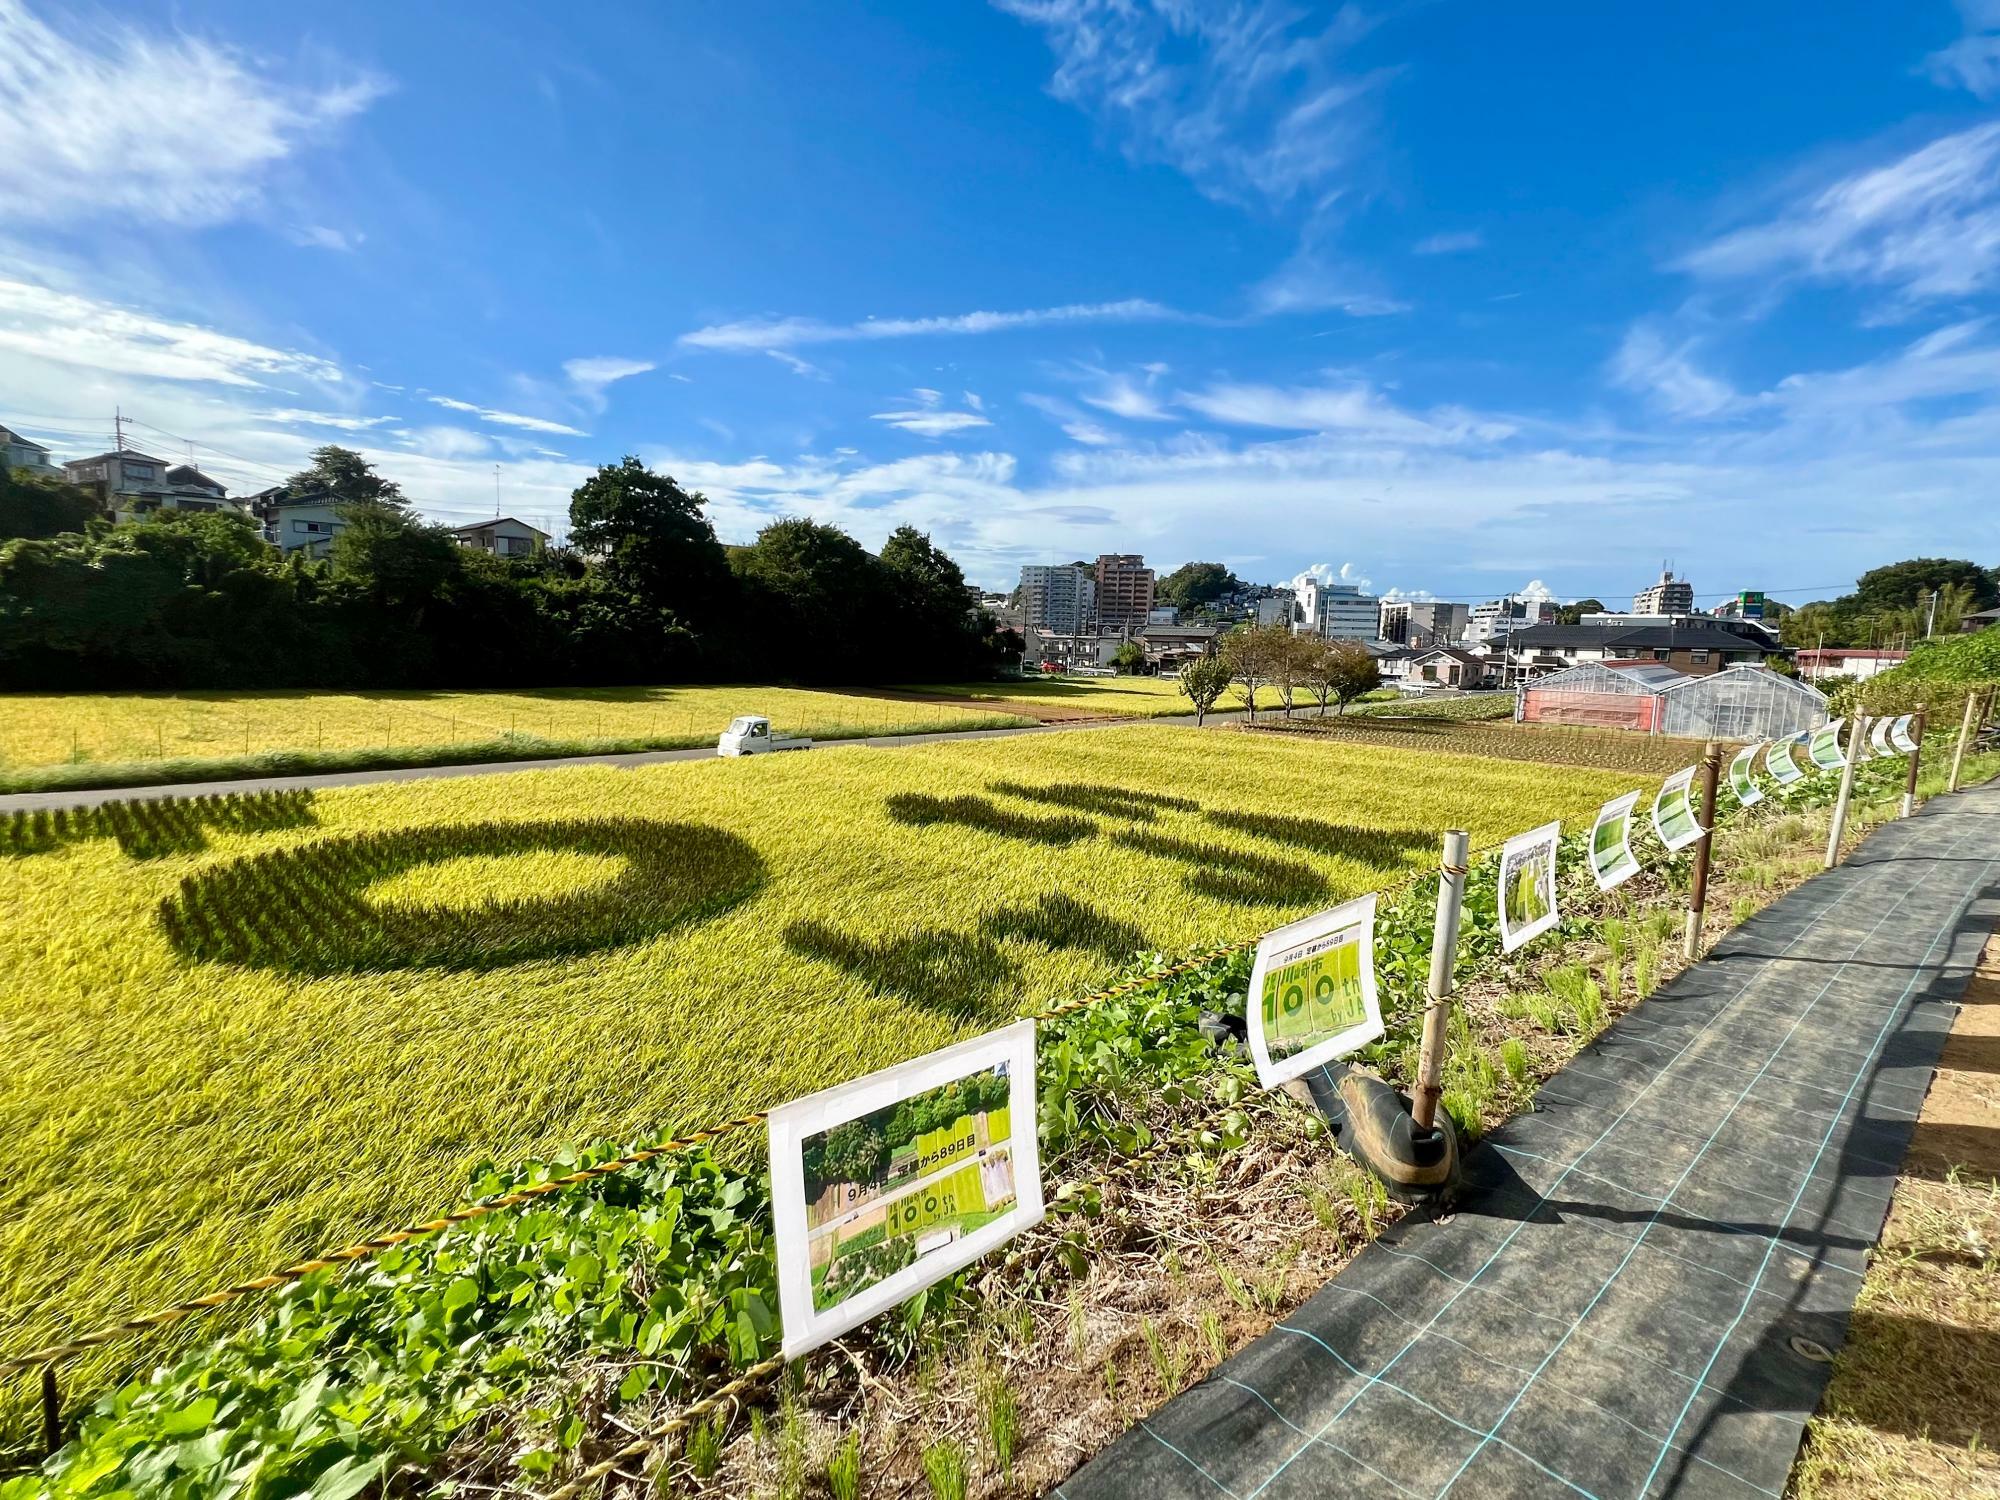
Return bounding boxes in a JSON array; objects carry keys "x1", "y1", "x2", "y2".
[
  {"x1": 1589, "y1": 791, "x2": 1642, "y2": 891},
  {"x1": 1498, "y1": 820, "x2": 1562, "y2": 952},
  {"x1": 1652, "y1": 766, "x2": 1705, "y2": 853},
  {"x1": 1728, "y1": 744, "x2": 1765, "y2": 808},
  {"x1": 769, "y1": 1021, "x2": 1043, "y2": 1357},
  {"x1": 1808, "y1": 718, "x2": 1849, "y2": 773},
  {"x1": 1244, "y1": 893, "x2": 1382, "y2": 1088},
  {"x1": 159, "y1": 818, "x2": 766, "y2": 972},
  {"x1": 1766, "y1": 733, "x2": 1807, "y2": 786}
]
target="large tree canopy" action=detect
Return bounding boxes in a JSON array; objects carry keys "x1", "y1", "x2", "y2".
[
  {"x1": 1157, "y1": 561, "x2": 1244, "y2": 610},
  {"x1": 0, "y1": 468, "x2": 100, "y2": 541},
  {"x1": 283, "y1": 446, "x2": 405, "y2": 509}
]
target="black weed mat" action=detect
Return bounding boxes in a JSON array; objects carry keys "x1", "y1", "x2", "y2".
[{"x1": 1056, "y1": 783, "x2": 2000, "y2": 1500}]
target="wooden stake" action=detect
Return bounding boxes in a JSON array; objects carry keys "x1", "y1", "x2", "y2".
[{"x1": 1411, "y1": 830, "x2": 1470, "y2": 1132}]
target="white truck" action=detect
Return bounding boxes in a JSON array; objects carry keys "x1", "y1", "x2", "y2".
[{"x1": 715, "y1": 715, "x2": 814, "y2": 757}]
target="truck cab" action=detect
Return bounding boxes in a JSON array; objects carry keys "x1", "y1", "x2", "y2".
[{"x1": 716, "y1": 716, "x2": 813, "y2": 757}]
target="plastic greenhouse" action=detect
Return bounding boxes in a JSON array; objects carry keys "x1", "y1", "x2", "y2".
[{"x1": 1518, "y1": 663, "x2": 1827, "y2": 739}]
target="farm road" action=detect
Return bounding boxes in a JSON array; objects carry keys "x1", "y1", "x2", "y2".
[
  {"x1": 0, "y1": 711, "x2": 1231, "y2": 813},
  {"x1": 1059, "y1": 777, "x2": 2000, "y2": 1500}
]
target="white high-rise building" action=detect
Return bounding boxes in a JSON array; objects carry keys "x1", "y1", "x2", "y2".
[
  {"x1": 1634, "y1": 569, "x2": 1695, "y2": 615},
  {"x1": 1295, "y1": 579, "x2": 1379, "y2": 641},
  {"x1": 1018, "y1": 564, "x2": 1097, "y2": 635},
  {"x1": 1468, "y1": 594, "x2": 1556, "y2": 642}
]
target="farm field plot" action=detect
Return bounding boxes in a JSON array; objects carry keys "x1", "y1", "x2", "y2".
[
  {"x1": 0, "y1": 725, "x2": 1642, "y2": 1403},
  {"x1": 908, "y1": 674, "x2": 1282, "y2": 717},
  {"x1": 1247, "y1": 712, "x2": 1716, "y2": 774},
  {"x1": 0, "y1": 684, "x2": 1027, "y2": 774}
]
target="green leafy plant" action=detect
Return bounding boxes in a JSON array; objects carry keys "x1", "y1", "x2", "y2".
[
  {"x1": 686, "y1": 1415, "x2": 724, "y2": 1481},
  {"x1": 922, "y1": 1439, "x2": 969, "y2": 1500},
  {"x1": 1499, "y1": 1038, "x2": 1530, "y2": 1087},
  {"x1": 982, "y1": 1373, "x2": 1020, "y2": 1483},
  {"x1": 825, "y1": 1429, "x2": 863, "y2": 1500}
]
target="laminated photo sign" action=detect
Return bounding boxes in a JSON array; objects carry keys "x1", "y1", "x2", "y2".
[
  {"x1": 1869, "y1": 717, "x2": 1894, "y2": 759},
  {"x1": 1499, "y1": 820, "x2": 1562, "y2": 953},
  {"x1": 1589, "y1": 792, "x2": 1642, "y2": 891},
  {"x1": 1766, "y1": 733, "x2": 1806, "y2": 786},
  {"x1": 769, "y1": 1020, "x2": 1043, "y2": 1358},
  {"x1": 1807, "y1": 718, "x2": 1847, "y2": 772},
  {"x1": 1246, "y1": 893, "x2": 1383, "y2": 1088},
  {"x1": 1727, "y1": 744, "x2": 1764, "y2": 808},
  {"x1": 1652, "y1": 766, "x2": 1705, "y2": 852},
  {"x1": 1889, "y1": 714, "x2": 1919, "y2": 754}
]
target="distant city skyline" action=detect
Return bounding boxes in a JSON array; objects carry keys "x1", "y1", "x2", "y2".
[{"x1": 2, "y1": 2, "x2": 1996, "y2": 598}]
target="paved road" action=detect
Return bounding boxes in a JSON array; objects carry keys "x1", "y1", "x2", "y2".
[
  {"x1": 1060, "y1": 779, "x2": 2000, "y2": 1500},
  {"x1": 0, "y1": 711, "x2": 1233, "y2": 813}
]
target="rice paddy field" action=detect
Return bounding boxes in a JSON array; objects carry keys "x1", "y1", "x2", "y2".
[
  {"x1": 0, "y1": 684, "x2": 1029, "y2": 774},
  {"x1": 0, "y1": 724, "x2": 1645, "y2": 1402},
  {"x1": 911, "y1": 674, "x2": 1275, "y2": 716}
]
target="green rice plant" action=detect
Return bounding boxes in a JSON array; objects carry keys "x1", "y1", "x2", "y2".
[
  {"x1": 1344, "y1": 1171, "x2": 1385, "y2": 1234},
  {"x1": 1103, "y1": 1357, "x2": 1119, "y2": 1404},
  {"x1": 981, "y1": 1373, "x2": 1019, "y2": 1484},
  {"x1": 686, "y1": 1416, "x2": 723, "y2": 1480},
  {"x1": 1731, "y1": 895, "x2": 1758, "y2": 926},
  {"x1": 825, "y1": 1430, "x2": 863, "y2": 1500},
  {"x1": 922, "y1": 1439, "x2": 969, "y2": 1500},
  {"x1": 1500, "y1": 1037, "x2": 1530, "y2": 1087},
  {"x1": 1634, "y1": 945, "x2": 1660, "y2": 999},
  {"x1": 1207, "y1": 1251, "x2": 1254, "y2": 1310},
  {"x1": 1142, "y1": 1318, "x2": 1192, "y2": 1392},
  {"x1": 1600, "y1": 916, "x2": 1629, "y2": 966},
  {"x1": 1199, "y1": 1308, "x2": 1227, "y2": 1364},
  {"x1": 1068, "y1": 1281, "x2": 1090, "y2": 1366},
  {"x1": 778, "y1": 1392, "x2": 808, "y2": 1500},
  {"x1": 1442, "y1": 1087, "x2": 1486, "y2": 1141},
  {"x1": 1641, "y1": 909, "x2": 1678, "y2": 945}
]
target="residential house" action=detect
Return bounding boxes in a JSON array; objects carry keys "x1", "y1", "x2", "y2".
[
  {"x1": 1960, "y1": 607, "x2": 2000, "y2": 634},
  {"x1": 451, "y1": 516, "x2": 548, "y2": 557},
  {"x1": 1, "y1": 423, "x2": 60, "y2": 476},
  {"x1": 63, "y1": 448, "x2": 244, "y2": 523},
  {"x1": 1509, "y1": 621, "x2": 1775, "y2": 678},
  {"x1": 1793, "y1": 647, "x2": 1909, "y2": 683},
  {"x1": 1405, "y1": 646, "x2": 1501, "y2": 690},
  {"x1": 1136, "y1": 622, "x2": 1218, "y2": 669},
  {"x1": 248, "y1": 488, "x2": 350, "y2": 554}
]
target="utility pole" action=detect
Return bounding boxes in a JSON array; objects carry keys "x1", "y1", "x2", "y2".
[
  {"x1": 1924, "y1": 590, "x2": 1940, "y2": 640},
  {"x1": 113, "y1": 406, "x2": 125, "y2": 452},
  {"x1": 1683, "y1": 741, "x2": 1722, "y2": 960}
]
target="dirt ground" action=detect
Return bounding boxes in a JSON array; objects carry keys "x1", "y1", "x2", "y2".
[{"x1": 1788, "y1": 930, "x2": 2000, "y2": 1500}]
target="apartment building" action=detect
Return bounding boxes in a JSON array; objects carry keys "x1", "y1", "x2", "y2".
[
  {"x1": 1018, "y1": 563, "x2": 1097, "y2": 635},
  {"x1": 1093, "y1": 554, "x2": 1156, "y2": 632}
]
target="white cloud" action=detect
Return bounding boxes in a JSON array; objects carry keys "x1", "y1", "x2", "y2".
[
  {"x1": 256, "y1": 407, "x2": 397, "y2": 431},
  {"x1": 1179, "y1": 379, "x2": 1516, "y2": 443},
  {"x1": 1081, "y1": 371, "x2": 1173, "y2": 422},
  {"x1": 1380, "y1": 586, "x2": 1437, "y2": 602},
  {"x1": 395, "y1": 425, "x2": 492, "y2": 461},
  {"x1": 679, "y1": 297, "x2": 1176, "y2": 352},
  {"x1": 1609, "y1": 325, "x2": 1740, "y2": 418},
  {"x1": 291, "y1": 225, "x2": 361, "y2": 252},
  {"x1": 1677, "y1": 122, "x2": 2000, "y2": 305},
  {"x1": 1291, "y1": 560, "x2": 1372, "y2": 592},
  {"x1": 426, "y1": 395, "x2": 586, "y2": 436},
  {"x1": 993, "y1": 0, "x2": 1389, "y2": 210},
  {"x1": 0, "y1": 276, "x2": 343, "y2": 387},
  {"x1": 0, "y1": 0, "x2": 384, "y2": 227},
  {"x1": 1021, "y1": 392, "x2": 1120, "y2": 445},
  {"x1": 871, "y1": 389, "x2": 993, "y2": 437},
  {"x1": 765, "y1": 350, "x2": 827, "y2": 379},
  {"x1": 1247, "y1": 248, "x2": 1410, "y2": 316},
  {"x1": 1413, "y1": 230, "x2": 1484, "y2": 255},
  {"x1": 562, "y1": 356, "x2": 654, "y2": 393},
  {"x1": 1514, "y1": 579, "x2": 1557, "y2": 604},
  {"x1": 1923, "y1": 1, "x2": 2000, "y2": 97}
]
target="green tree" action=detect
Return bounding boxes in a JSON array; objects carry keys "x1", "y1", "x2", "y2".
[
  {"x1": 878, "y1": 525, "x2": 1001, "y2": 679},
  {"x1": 1220, "y1": 624, "x2": 1292, "y2": 721},
  {"x1": 730, "y1": 517, "x2": 888, "y2": 681},
  {"x1": 569, "y1": 457, "x2": 735, "y2": 632},
  {"x1": 1318, "y1": 639, "x2": 1383, "y2": 713},
  {"x1": 1157, "y1": 561, "x2": 1244, "y2": 611},
  {"x1": 284, "y1": 445, "x2": 406, "y2": 509},
  {"x1": 1176, "y1": 656, "x2": 1233, "y2": 724},
  {"x1": 1848, "y1": 557, "x2": 1997, "y2": 615},
  {"x1": 0, "y1": 467, "x2": 99, "y2": 540},
  {"x1": 1555, "y1": 597, "x2": 1605, "y2": 626},
  {"x1": 1111, "y1": 639, "x2": 1146, "y2": 674},
  {"x1": 820, "y1": 1121, "x2": 887, "y2": 1189},
  {"x1": 330, "y1": 506, "x2": 462, "y2": 617}
]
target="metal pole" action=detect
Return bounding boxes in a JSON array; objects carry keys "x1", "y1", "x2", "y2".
[
  {"x1": 1949, "y1": 690, "x2": 1980, "y2": 794},
  {"x1": 1900, "y1": 706, "x2": 1928, "y2": 818},
  {"x1": 1824, "y1": 711, "x2": 1869, "y2": 869},
  {"x1": 42, "y1": 1364, "x2": 60, "y2": 1455},
  {"x1": 1411, "y1": 829, "x2": 1471, "y2": 1132},
  {"x1": 1684, "y1": 740, "x2": 1722, "y2": 960}
]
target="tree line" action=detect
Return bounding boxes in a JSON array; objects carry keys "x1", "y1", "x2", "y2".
[
  {"x1": 0, "y1": 449, "x2": 1019, "y2": 691},
  {"x1": 1175, "y1": 625, "x2": 1383, "y2": 724},
  {"x1": 1777, "y1": 558, "x2": 1998, "y2": 649}
]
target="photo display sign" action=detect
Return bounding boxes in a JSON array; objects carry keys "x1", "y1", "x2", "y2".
[
  {"x1": 1889, "y1": 714, "x2": 1919, "y2": 754},
  {"x1": 1246, "y1": 893, "x2": 1382, "y2": 1088},
  {"x1": 1807, "y1": 718, "x2": 1848, "y2": 773},
  {"x1": 1652, "y1": 766, "x2": 1706, "y2": 852},
  {"x1": 1869, "y1": 717, "x2": 1895, "y2": 760},
  {"x1": 1589, "y1": 792, "x2": 1643, "y2": 891},
  {"x1": 1499, "y1": 820, "x2": 1563, "y2": 953},
  {"x1": 1766, "y1": 733, "x2": 1807, "y2": 786},
  {"x1": 1728, "y1": 744, "x2": 1765, "y2": 808},
  {"x1": 769, "y1": 1020, "x2": 1043, "y2": 1359}
]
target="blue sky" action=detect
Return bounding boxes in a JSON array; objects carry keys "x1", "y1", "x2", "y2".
[{"x1": 4, "y1": 1, "x2": 2000, "y2": 604}]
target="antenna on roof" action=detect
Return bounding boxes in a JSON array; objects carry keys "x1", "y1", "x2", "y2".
[{"x1": 493, "y1": 464, "x2": 501, "y2": 517}]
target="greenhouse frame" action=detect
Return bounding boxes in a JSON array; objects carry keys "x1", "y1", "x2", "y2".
[{"x1": 1517, "y1": 662, "x2": 1828, "y2": 740}]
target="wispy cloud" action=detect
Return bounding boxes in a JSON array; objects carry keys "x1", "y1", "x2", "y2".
[
  {"x1": 1021, "y1": 393, "x2": 1119, "y2": 446},
  {"x1": 1080, "y1": 368, "x2": 1174, "y2": 421},
  {"x1": 1676, "y1": 121, "x2": 2000, "y2": 306},
  {"x1": 426, "y1": 395, "x2": 586, "y2": 436},
  {"x1": 0, "y1": 276, "x2": 343, "y2": 387},
  {"x1": 257, "y1": 407, "x2": 397, "y2": 431},
  {"x1": 765, "y1": 349, "x2": 827, "y2": 379},
  {"x1": 1413, "y1": 230, "x2": 1484, "y2": 255},
  {"x1": 1608, "y1": 325, "x2": 1740, "y2": 417},
  {"x1": 679, "y1": 297, "x2": 1177, "y2": 352},
  {"x1": 994, "y1": 0, "x2": 1389, "y2": 211},
  {"x1": 871, "y1": 388, "x2": 992, "y2": 437},
  {"x1": 1178, "y1": 379, "x2": 1516, "y2": 443},
  {"x1": 0, "y1": 0, "x2": 384, "y2": 226},
  {"x1": 562, "y1": 356, "x2": 654, "y2": 393},
  {"x1": 1923, "y1": 1, "x2": 2000, "y2": 97}
]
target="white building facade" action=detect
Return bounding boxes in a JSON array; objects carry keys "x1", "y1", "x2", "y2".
[
  {"x1": 1294, "y1": 579, "x2": 1379, "y2": 640},
  {"x1": 1019, "y1": 564, "x2": 1097, "y2": 635}
]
